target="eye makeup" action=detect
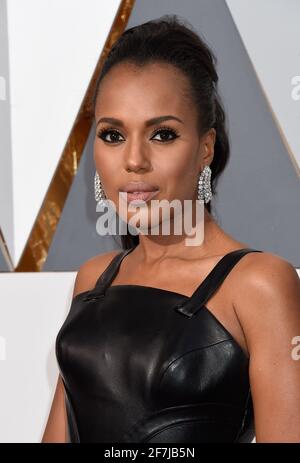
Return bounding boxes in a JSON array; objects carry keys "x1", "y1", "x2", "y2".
[{"x1": 97, "y1": 125, "x2": 180, "y2": 144}]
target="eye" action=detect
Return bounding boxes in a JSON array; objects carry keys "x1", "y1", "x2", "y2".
[
  {"x1": 151, "y1": 126, "x2": 180, "y2": 143},
  {"x1": 97, "y1": 128, "x2": 125, "y2": 144},
  {"x1": 97, "y1": 125, "x2": 180, "y2": 144}
]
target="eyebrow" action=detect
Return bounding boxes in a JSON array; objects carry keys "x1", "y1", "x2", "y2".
[{"x1": 96, "y1": 115, "x2": 184, "y2": 128}]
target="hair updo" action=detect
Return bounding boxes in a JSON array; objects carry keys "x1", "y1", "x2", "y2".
[{"x1": 93, "y1": 14, "x2": 230, "y2": 250}]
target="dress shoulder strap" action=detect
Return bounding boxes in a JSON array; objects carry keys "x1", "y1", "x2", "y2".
[
  {"x1": 174, "y1": 248, "x2": 263, "y2": 318},
  {"x1": 94, "y1": 248, "x2": 134, "y2": 294}
]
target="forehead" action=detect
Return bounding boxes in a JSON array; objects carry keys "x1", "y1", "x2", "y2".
[{"x1": 95, "y1": 62, "x2": 195, "y2": 121}]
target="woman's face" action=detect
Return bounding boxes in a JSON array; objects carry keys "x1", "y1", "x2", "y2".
[{"x1": 94, "y1": 61, "x2": 215, "y2": 229}]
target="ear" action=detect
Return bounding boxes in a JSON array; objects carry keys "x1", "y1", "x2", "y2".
[{"x1": 198, "y1": 128, "x2": 216, "y2": 169}]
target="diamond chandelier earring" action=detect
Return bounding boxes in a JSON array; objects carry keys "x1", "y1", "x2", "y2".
[
  {"x1": 94, "y1": 171, "x2": 107, "y2": 205},
  {"x1": 197, "y1": 165, "x2": 212, "y2": 203}
]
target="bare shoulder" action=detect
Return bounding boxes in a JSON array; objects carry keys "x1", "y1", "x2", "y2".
[
  {"x1": 233, "y1": 250, "x2": 299, "y2": 299},
  {"x1": 231, "y1": 250, "x2": 300, "y2": 441},
  {"x1": 233, "y1": 249, "x2": 298, "y2": 288},
  {"x1": 72, "y1": 249, "x2": 122, "y2": 298},
  {"x1": 231, "y1": 250, "x2": 300, "y2": 353}
]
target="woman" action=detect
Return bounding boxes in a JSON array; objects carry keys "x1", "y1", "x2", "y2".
[{"x1": 42, "y1": 15, "x2": 300, "y2": 443}]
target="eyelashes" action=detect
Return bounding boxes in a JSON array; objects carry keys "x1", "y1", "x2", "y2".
[{"x1": 97, "y1": 125, "x2": 180, "y2": 144}]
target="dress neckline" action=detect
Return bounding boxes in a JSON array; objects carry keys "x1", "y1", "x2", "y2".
[
  {"x1": 101, "y1": 246, "x2": 260, "y2": 304},
  {"x1": 108, "y1": 283, "x2": 191, "y2": 299}
]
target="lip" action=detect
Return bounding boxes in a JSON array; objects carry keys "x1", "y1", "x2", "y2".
[
  {"x1": 119, "y1": 190, "x2": 159, "y2": 204},
  {"x1": 119, "y1": 181, "x2": 160, "y2": 205},
  {"x1": 119, "y1": 181, "x2": 159, "y2": 193}
]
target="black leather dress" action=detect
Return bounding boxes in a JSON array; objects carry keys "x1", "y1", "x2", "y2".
[{"x1": 55, "y1": 247, "x2": 262, "y2": 443}]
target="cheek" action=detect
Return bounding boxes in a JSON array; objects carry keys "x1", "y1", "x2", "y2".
[
  {"x1": 93, "y1": 142, "x2": 120, "y2": 178},
  {"x1": 159, "y1": 156, "x2": 197, "y2": 199}
]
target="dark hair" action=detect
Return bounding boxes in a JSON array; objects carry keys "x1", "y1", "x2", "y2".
[{"x1": 93, "y1": 14, "x2": 230, "y2": 250}]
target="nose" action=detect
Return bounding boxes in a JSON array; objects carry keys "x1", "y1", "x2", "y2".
[{"x1": 124, "y1": 140, "x2": 152, "y2": 173}]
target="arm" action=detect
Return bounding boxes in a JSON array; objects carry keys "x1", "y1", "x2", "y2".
[
  {"x1": 233, "y1": 253, "x2": 300, "y2": 442},
  {"x1": 41, "y1": 250, "x2": 121, "y2": 443},
  {"x1": 41, "y1": 374, "x2": 68, "y2": 443}
]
